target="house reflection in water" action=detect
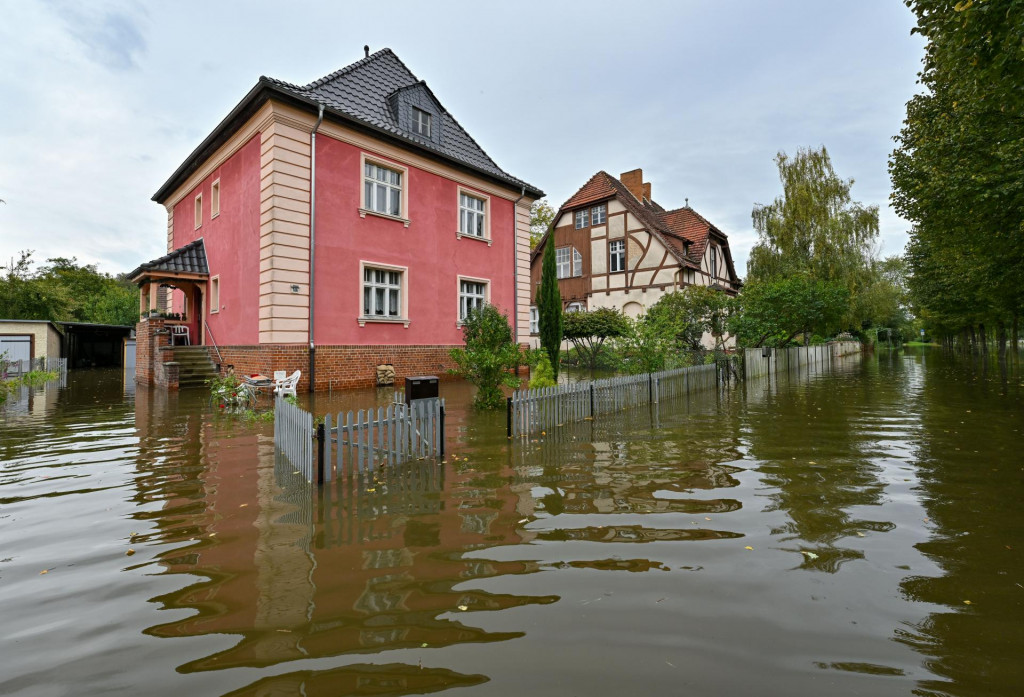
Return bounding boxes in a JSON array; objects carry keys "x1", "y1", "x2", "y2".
[{"x1": 132, "y1": 386, "x2": 557, "y2": 691}]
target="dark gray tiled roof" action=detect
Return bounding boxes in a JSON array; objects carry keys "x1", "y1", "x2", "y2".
[
  {"x1": 262, "y1": 49, "x2": 541, "y2": 195},
  {"x1": 128, "y1": 238, "x2": 208, "y2": 281}
]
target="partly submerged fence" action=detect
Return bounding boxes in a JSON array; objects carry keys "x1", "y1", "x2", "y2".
[
  {"x1": 1, "y1": 357, "x2": 67, "y2": 384},
  {"x1": 273, "y1": 396, "x2": 446, "y2": 485},
  {"x1": 743, "y1": 341, "x2": 861, "y2": 380},
  {"x1": 274, "y1": 395, "x2": 315, "y2": 481},
  {"x1": 509, "y1": 363, "x2": 719, "y2": 437},
  {"x1": 322, "y1": 398, "x2": 445, "y2": 482}
]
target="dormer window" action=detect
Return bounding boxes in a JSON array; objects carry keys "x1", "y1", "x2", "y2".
[{"x1": 412, "y1": 107, "x2": 432, "y2": 138}]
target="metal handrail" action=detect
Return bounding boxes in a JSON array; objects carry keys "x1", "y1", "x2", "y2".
[{"x1": 203, "y1": 320, "x2": 224, "y2": 365}]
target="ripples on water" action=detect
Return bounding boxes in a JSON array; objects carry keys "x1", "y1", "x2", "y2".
[{"x1": 0, "y1": 351, "x2": 1022, "y2": 696}]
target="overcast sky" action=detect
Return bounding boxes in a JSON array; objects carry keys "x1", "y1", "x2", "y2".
[{"x1": 0, "y1": 0, "x2": 925, "y2": 277}]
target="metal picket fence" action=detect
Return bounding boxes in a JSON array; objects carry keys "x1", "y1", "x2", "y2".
[
  {"x1": 274, "y1": 395, "x2": 314, "y2": 481},
  {"x1": 322, "y1": 398, "x2": 445, "y2": 482},
  {"x1": 509, "y1": 362, "x2": 722, "y2": 437},
  {"x1": 273, "y1": 396, "x2": 446, "y2": 486},
  {"x1": 743, "y1": 341, "x2": 861, "y2": 379},
  {"x1": 1, "y1": 357, "x2": 67, "y2": 384}
]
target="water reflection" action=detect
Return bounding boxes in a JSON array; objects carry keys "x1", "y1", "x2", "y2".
[
  {"x1": 134, "y1": 387, "x2": 557, "y2": 683},
  {"x1": 894, "y1": 349, "x2": 1024, "y2": 696},
  {"x1": 742, "y1": 356, "x2": 901, "y2": 572},
  {"x1": 3, "y1": 353, "x2": 1023, "y2": 696}
]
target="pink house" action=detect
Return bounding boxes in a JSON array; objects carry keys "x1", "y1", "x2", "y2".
[{"x1": 130, "y1": 48, "x2": 543, "y2": 391}]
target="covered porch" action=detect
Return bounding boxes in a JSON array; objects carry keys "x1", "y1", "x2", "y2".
[{"x1": 128, "y1": 239, "x2": 210, "y2": 346}]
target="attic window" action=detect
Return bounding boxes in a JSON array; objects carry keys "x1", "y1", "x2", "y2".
[
  {"x1": 412, "y1": 107, "x2": 432, "y2": 138},
  {"x1": 574, "y1": 209, "x2": 589, "y2": 229}
]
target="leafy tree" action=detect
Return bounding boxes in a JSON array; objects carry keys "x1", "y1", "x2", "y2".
[
  {"x1": 0, "y1": 251, "x2": 139, "y2": 325},
  {"x1": 644, "y1": 286, "x2": 733, "y2": 353},
  {"x1": 749, "y1": 146, "x2": 879, "y2": 328},
  {"x1": 615, "y1": 316, "x2": 671, "y2": 374},
  {"x1": 449, "y1": 304, "x2": 522, "y2": 409},
  {"x1": 537, "y1": 240, "x2": 563, "y2": 378},
  {"x1": 530, "y1": 199, "x2": 556, "y2": 250},
  {"x1": 562, "y1": 307, "x2": 629, "y2": 374},
  {"x1": 0, "y1": 251, "x2": 76, "y2": 321},
  {"x1": 890, "y1": 0, "x2": 1024, "y2": 347},
  {"x1": 729, "y1": 276, "x2": 849, "y2": 348},
  {"x1": 528, "y1": 351, "x2": 557, "y2": 388}
]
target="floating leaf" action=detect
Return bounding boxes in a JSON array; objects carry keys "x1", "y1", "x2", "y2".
[
  {"x1": 39, "y1": 569, "x2": 48, "y2": 575},
  {"x1": 457, "y1": 605, "x2": 468, "y2": 611},
  {"x1": 126, "y1": 549, "x2": 135, "y2": 556},
  {"x1": 963, "y1": 600, "x2": 972, "y2": 605},
  {"x1": 744, "y1": 546, "x2": 754, "y2": 551},
  {"x1": 801, "y1": 551, "x2": 819, "y2": 560},
  {"x1": 856, "y1": 532, "x2": 866, "y2": 537}
]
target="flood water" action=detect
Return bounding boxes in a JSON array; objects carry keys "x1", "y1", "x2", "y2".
[{"x1": 1, "y1": 349, "x2": 1022, "y2": 696}]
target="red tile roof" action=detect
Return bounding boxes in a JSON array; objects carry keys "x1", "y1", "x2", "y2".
[{"x1": 535, "y1": 171, "x2": 741, "y2": 288}]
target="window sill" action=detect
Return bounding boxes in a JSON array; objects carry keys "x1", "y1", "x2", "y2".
[
  {"x1": 357, "y1": 316, "x2": 410, "y2": 328},
  {"x1": 359, "y1": 208, "x2": 411, "y2": 227},
  {"x1": 457, "y1": 232, "x2": 491, "y2": 246},
  {"x1": 211, "y1": 212, "x2": 220, "y2": 219}
]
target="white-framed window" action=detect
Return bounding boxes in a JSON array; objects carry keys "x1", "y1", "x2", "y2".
[
  {"x1": 529, "y1": 306, "x2": 538, "y2": 334},
  {"x1": 363, "y1": 160, "x2": 403, "y2": 217},
  {"x1": 572, "y1": 248, "x2": 583, "y2": 277},
  {"x1": 458, "y1": 278, "x2": 488, "y2": 321},
  {"x1": 209, "y1": 275, "x2": 220, "y2": 314},
  {"x1": 574, "y1": 209, "x2": 589, "y2": 229},
  {"x1": 459, "y1": 192, "x2": 486, "y2": 238},
  {"x1": 591, "y1": 203, "x2": 606, "y2": 225},
  {"x1": 363, "y1": 267, "x2": 402, "y2": 318},
  {"x1": 710, "y1": 245, "x2": 718, "y2": 279},
  {"x1": 412, "y1": 107, "x2": 432, "y2": 138},
  {"x1": 211, "y1": 179, "x2": 220, "y2": 218},
  {"x1": 566, "y1": 302, "x2": 584, "y2": 313},
  {"x1": 609, "y1": 240, "x2": 625, "y2": 273},
  {"x1": 556, "y1": 247, "x2": 572, "y2": 279},
  {"x1": 194, "y1": 193, "x2": 202, "y2": 229}
]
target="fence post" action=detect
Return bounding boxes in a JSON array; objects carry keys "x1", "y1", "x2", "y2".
[
  {"x1": 439, "y1": 403, "x2": 446, "y2": 457},
  {"x1": 506, "y1": 396, "x2": 513, "y2": 438},
  {"x1": 589, "y1": 383, "x2": 595, "y2": 416},
  {"x1": 316, "y1": 423, "x2": 325, "y2": 486}
]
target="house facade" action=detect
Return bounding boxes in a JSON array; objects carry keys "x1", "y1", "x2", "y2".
[
  {"x1": 131, "y1": 49, "x2": 542, "y2": 391},
  {"x1": 528, "y1": 168, "x2": 741, "y2": 347}
]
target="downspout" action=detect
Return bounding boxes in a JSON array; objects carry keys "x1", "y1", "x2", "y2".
[{"x1": 308, "y1": 104, "x2": 324, "y2": 393}]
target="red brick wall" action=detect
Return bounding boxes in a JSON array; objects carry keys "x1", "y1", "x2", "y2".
[
  {"x1": 135, "y1": 318, "x2": 179, "y2": 389},
  {"x1": 214, "y1": 344, "x2": 460, "y2": 392}
]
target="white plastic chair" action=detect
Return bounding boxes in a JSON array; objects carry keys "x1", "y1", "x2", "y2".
[
  {"x1": 170, "y1": 325, "x2": 190, "y2": 345},
  {"x1": 274, "y1": 370, "x2": 301, "y2": 397},
  {"x1": 273, "y1": 370, "x2": 286, "y2": 383}
]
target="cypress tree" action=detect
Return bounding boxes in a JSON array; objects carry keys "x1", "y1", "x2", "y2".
[{"x1": 537, "y1": 239, "x2": 563, "y2": 379}]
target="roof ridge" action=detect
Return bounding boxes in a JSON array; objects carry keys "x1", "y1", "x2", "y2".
[{"x1": 302, "y1": 47, "x2": 397, "y2": 90}]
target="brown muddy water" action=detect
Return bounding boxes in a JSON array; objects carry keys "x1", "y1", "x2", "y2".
[{"x1": 1, "y1": 349, "x2": 1022, "y2": 696}]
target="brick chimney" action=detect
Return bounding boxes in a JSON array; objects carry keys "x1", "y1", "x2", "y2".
[
  {"x1": 619, "y1": 168, "x2": 644, "y2": 202},
  {"x1": 643, "y1": 182, "x2": 651, "y2": 202}
]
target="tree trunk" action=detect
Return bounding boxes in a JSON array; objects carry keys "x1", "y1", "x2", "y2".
[
  {"x1": 997, "y1": 321, "x2": 1007, "y2": 359},
  {"x1": 1014, "y1": 314, "x2": 1020, "y2": 364},
  {"x1": 979, "y1": 323, "x2": 988, "y2": 353},
  {"x1": 969, "y1": 326, "x2": 977, "y2": 353}
]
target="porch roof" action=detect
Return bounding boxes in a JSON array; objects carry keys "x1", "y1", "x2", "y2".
[{"x1": 129, "y1": 238, "x2": 209, "y2": 284}]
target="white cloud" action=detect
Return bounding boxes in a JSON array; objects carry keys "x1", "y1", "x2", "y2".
[{"x1": 0, "y1": 0, "x2": 925, "y2": 279}]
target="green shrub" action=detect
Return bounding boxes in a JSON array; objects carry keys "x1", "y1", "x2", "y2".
[
  {"x1": 449, "y1": 304, "x2": 523, "y2": 409},
  {"x1": 529, "y1": 352, "x2": 557, "y2": 388}
]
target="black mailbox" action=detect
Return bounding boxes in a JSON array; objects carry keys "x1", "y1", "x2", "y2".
[
  {"x1": 762, "y1": 347, "x2": 772, "y2": 358},
  {"x1": 405, "y1": 375, "x2": 439, "y2": 402}
]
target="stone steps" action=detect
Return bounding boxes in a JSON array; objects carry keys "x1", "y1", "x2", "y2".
[{"x1": 172, "y1": 347, "x2": 217, "y2": 388}]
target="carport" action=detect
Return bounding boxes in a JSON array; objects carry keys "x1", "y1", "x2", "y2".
[{"x1": 58, "y1": 322, "x2": 134, "y2": 369}]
